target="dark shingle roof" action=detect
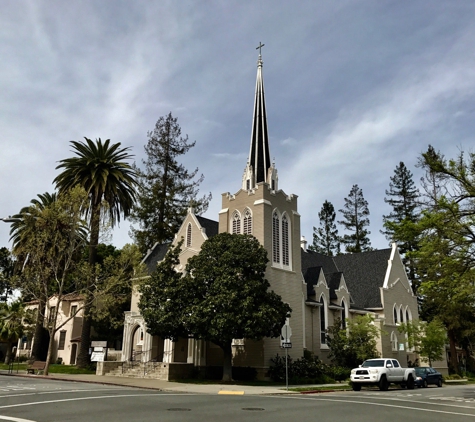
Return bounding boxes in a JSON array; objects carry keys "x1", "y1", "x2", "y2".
[
  {"x1": 333, "y1": 248, "x2": 392, "y2": 309},
  {"x1": 303, "y1": 266, "x2": 322, "y2": 297},
  {"x1": 143, "y1": 243, "x2": 170, "y2": 274},
  {"x1": 301, "y1": 247, "x2": 392, "y2": 309},
  {"x1": 326, "y1": 272, "x2": 343, "y2": 300},
  {"x1": 196, "y1": 216, "x2": 219, "y2": 238}
]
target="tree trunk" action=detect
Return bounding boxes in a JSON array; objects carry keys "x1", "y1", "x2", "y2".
[
  {"x1": 77, "y1": 200, "x2": 100, "y2": 368},
  {"x1": 4, "y1": 341, "x2": 13, "y2": 365},
  {"x1": 30, "y1": 296, "x2": 46, "y2": 362},
  {"x1": 448, "y1": 329, "x2": 458, "y2": 374},
  {"x1": 43, "y1": 328, "x2": 56, "y2": 376},
  {"x1": 221, "y1": 341, "x2": 233, "y2": 382}
]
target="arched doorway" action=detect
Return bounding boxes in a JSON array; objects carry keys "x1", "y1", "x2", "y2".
[{"x1": 130, "y1": 326, "x2": 143, "y2": 361}]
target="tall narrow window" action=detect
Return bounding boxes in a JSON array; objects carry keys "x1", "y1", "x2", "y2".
[
  {"x1": 393, "y1": 305, "x2": 398, "y2": 324},
  {"x1": 341, "y1": 300, "x2": 347, "y2": 329},
  {"x1": 186, "y1": 223, "x2": 192, "y2": 247},
  {"x1": 320, "y1": 296, "x2": 326, "y2": 344},
  {"x1": 399, "y1": 307, "x2": 404, "y2": 324},
  {"x1": 243, "y1": 209, "x2": 252, "y2": 235},
  {"x1": 391, "y1": 332, "x2": 398, "y2": 351},
  {"x1": 49, "y1": 307, "x2": 56, "y2": 324},
  {"x1": 58, "y1": 331, "x2": 66, "y2": 350},
  {"x1": 272, "y1": 212, "x2": 280, "y2": 263},
  {"x1": 70, "y1": 305, "x2": 77, "y2": 317},
  {"x1": 232, "y1": 211, "x2": 241, "y2": 234},
  {"x1": 282, "y1": 214, "x2": 289, "y2": 266}
]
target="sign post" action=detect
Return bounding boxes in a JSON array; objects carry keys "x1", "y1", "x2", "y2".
[{"x1": 281, "y1": 324, "x2": 292, "y2": 391}]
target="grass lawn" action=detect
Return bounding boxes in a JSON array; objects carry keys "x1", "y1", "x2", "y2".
[{"x1": 0, "y1": 363, "x2": 95, "y2": 374}]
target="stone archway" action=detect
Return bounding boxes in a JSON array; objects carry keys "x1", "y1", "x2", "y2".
[{"x1": 130, "y1": 325, "x2": 143, "y2": 361}]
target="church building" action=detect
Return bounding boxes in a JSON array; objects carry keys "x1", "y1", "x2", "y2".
[{"x1": 111, "y1": 49, "x2": 420, "y2": 380}]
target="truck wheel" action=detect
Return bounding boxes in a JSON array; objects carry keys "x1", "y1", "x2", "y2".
[
  {"x1": 407, "y1": 375, "x2": 415, "y2": 390},
  {"x1": 352, "y1": 383, "x2": 361, "y2": 391},
  {"x1": 437, "y1": 378, "x2": 442, "y2": 387},
  {"x1": 379, "y1": 376, "x2": 389, "y2": 391}
]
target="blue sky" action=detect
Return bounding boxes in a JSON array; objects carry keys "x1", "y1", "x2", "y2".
[{"x1": 1, "y1": 1, "x2": 474, "y2": 251}]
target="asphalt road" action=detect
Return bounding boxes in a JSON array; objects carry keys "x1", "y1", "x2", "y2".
[{"x1": 1, "y1": 377, "x2": 475, "y2": 422}]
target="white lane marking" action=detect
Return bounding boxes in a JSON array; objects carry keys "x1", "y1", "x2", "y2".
[
  {"x1": 268, "y1": 395, "x2": 475, "y2": 417},
  {"x1": 0, "y1": 388, "x2": 129, "y2": 399},
  {"x1": 0, "y1": 416, "x2": 36, "y2": 422},
  {"x1": 0, "y1": 393, "x2": 196, "y2": 410}
]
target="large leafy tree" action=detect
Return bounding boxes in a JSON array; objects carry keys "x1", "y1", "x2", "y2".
[
  {"x1": 139, "y1": 233, "x2": 291, "y2": 381},
  {"x1": 326, "y1": 315, "x2": 380, "y2": 368},
  {"x1": 382, "y1": 162, "x2": 421, "y2": 293},
  {"x1": 130, "y1": 113, "x2": 211, "y2": 254},
  {"x1": 399, "y1": 319, "x2": 447, "y2": 367},
  {"x1": 338, "y1": 185, "x2": 372, "y2": 253},
  {"x1": 13, "y1": 186, "x2": 88, "y2": 374},
  {"x1": 9, "y1": 192, "x2": 58, "y2": 361},
  {"x1": 309, "y1": 200, "x2": 340, "y2": 256},
  {"x1": 54, "y1": 137, "x2": 137, "y2": 368}
]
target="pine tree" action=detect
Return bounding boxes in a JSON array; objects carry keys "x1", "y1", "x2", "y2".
[
  {"x1": 309, "y1": 200, "x2": 340, "y2": 255},
  {"x1": 382, "y1": 162, "x2": 420, "y2": 293},
  {"x1": 338, "y1": 184, "x2": 372, "y2": 253},
  {"x1": 130, "y1": 113, "x2": 212, "y2": 254}
]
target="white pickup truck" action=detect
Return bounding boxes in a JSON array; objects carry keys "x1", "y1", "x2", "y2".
[{"x1": 350, "y1": 358, "x2": 416, "y2": 391}]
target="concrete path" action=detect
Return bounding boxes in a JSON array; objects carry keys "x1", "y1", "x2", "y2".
[{"x1": 0, "y1": 369, "x2": 345, "y2": 395}]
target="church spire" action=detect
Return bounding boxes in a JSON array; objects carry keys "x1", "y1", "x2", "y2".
[{"x1": 242, "y1": 43, "x2": 278, "y2": 192}]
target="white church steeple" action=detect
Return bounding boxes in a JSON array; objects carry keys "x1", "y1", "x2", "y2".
[{"x1": 242, "y1": 43, "x2": 278, "y2": 192}]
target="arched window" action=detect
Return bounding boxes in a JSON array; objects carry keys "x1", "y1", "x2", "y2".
[
  {"x1": 272, "y1": 211, "x2": 280, "y2": 264},
  {"x1": 232, "y1": 211, "x2": 241, "y2": 234},
  {"x1": 406, "y1": 307, "x2": 411, "y2": 322},
  {"x1": 399, "y1": 306, "x2": 404, "y2": 324},
  {"x1": 320, "y1": 295, "x2": 327, "y2": 345},
  {"x1": 391, "y1": 331, "x2": 398, "y2": 351},
  {"x1": 341, "y1": 299, "x2": 347, "y2": 329},
  {"x1": 393, "y1": 305, "x2": 398, "y2": 325},
  {"x1": 282, "y1": 214, "x2": 289, "y2": 266},
  {"x1": 243, "y1": 209, "x2": 252, "y2": 235},
  {"x1": 186, "y1": 223, "x2": 192, "y2": 247}
]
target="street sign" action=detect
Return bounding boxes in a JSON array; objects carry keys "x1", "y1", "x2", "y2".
[
  {"x1": 282, "y1": 342, "x2": 292, "y2": 349},
  {"x1": 281, "y1": 324, "x2": 292, "y2": 342}
]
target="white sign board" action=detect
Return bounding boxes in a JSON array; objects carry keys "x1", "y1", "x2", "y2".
[{"x1": 90, "y1": 351, "x2": 104, "y2": 362}]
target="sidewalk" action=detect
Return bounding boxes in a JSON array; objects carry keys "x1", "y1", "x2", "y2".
[{"x1": 1, "y1": 370, "x2": 335, "y2": 395}]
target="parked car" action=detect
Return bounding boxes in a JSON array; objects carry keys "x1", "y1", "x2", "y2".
[{"x1": 414, "y1": 367, "x2": 443, "y2": 388}]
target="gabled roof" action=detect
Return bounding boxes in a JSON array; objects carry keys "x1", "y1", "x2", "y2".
[
  {"x1": 301, "y1": 247, "x2": 392, "y2": 309},
  {"x1": 333, "y1": 248, "x2": 392, "y2": 309},
  {"x1": 142, "y1": 242, "x2": 170, "y2": 274},
  {"x1": 196, "y1": 215, "x2": 219, "y2": 238}
]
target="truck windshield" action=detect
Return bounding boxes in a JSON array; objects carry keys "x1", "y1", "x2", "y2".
[{"x1": 361, "y1": 360, "x2": 385, "y2": 368}]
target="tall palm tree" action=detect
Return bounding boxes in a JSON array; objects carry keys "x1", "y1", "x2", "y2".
[
  {"x1": 0, "y1": 300, "x2": 25, "y2": 364},
  {"x1": 54, "y1": 137, "x2": 137, "y2": 367},
  {"x1": 9, "y1": 192, "x2": 57, "y2": 362}
]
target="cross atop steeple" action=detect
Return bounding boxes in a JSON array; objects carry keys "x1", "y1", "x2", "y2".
[{"x1": 256, "y1": 42, "x2": 265, "y2": 55}]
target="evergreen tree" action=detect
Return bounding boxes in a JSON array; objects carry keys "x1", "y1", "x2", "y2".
[
  {"x1": 338, "y1": 185, "x2": 372, "y2": 253},
  {"x1": 0, "y1": 248, "x2": 14, "y2": 302},
  {"x1": 382, "y1": 162, "x2": 420, "y2": 293},
  {"x1": 130, "y1": 113, "x2": 212, "y2": 255},
  {"x1": 309, "y1": 200, "x2": 340, "y2": 255}
]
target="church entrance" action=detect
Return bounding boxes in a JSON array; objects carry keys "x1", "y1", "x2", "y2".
[{"x1": 130, "y1": 326, "x2": 143, "y2": 361}]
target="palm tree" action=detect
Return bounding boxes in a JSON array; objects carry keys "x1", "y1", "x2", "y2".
[
  {"x1": 9, "y1": 192, "x2": 57, "y2": 362},
  {"x1": 54, "y1": 137, "x2": 137, "y2": 367},
  {"x1": 0, "y1": 301, "x2": 25, "y2": 364}
]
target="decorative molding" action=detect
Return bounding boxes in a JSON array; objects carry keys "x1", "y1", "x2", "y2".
[{"x1": 253, "y1": 199, "x2": 272, "y2": 206}]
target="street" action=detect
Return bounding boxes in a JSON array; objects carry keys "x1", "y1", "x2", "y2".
[{"x1": 1, "y1": 377, "x2": 475, "y2": 421}]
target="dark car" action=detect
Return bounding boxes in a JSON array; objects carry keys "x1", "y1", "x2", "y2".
[{"x1": 414, "y1": 367, "x2": 443, "y2": 388}]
